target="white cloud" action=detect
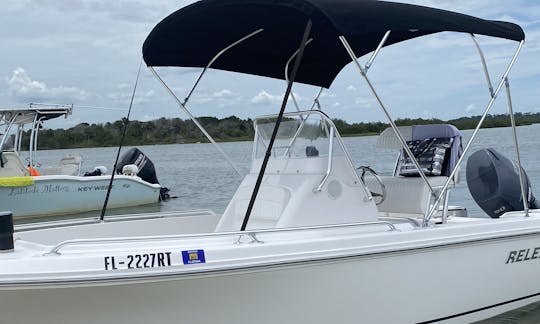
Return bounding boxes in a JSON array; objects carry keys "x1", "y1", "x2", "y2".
[
  {"x1": 193, "y1": 89, "x2": 242, "y2": 107},
  {"x1": 212, "y1": 89, "x2": 236, "y2": 98},
  {"x1": 466, "y1": 104, "x2": 477, "y2": 113},
  {"x1": 251, "y1": 90, "x2": 301, "y2": 106},
  {"x1": 251, "y1": 90, "x2": 281, "y2": 105},
  {"x1": 346, "y1": 85, "x2": 357, "y2": 92},
  {"x1": 7, "y1": 67, "x2": 87, "y2": 102},
  {"x1": 332, "y1": 102, "x2": 341, "y2": 108}
]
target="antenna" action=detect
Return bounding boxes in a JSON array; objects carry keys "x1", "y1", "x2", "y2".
[{"x1": 99, "y1": 59, "x2": 143, "y2": 221}]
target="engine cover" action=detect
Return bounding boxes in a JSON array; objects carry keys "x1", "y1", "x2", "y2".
[{"x1": 466, "y1": 148, "x2": 536, "y2": 218}]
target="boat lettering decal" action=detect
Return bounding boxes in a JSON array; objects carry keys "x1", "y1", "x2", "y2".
[
  {"x1": 78, "y1": 185, "x2": 112, "y2": 192},
  {"x1": 8, "y1": 184, "x2": 69, "y2": 196},
  {"x1": 104, "y1": 252, "x2": 172, "y2": 270},
  {"x1": 506, "y1": 247, "x2": 540, "y2": 264},
  {"x1": 182, "y1": 250, "x2": 206, "y2": 265}
]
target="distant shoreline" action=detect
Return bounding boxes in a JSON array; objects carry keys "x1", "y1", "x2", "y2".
[{"x1": 29, "y1": 112, "x2": 540, "y2": 150}]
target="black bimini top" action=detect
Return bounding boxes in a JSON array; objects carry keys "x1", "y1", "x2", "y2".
[{"x1": 143, "y1": 0, "x2": 524, "y2": 88}]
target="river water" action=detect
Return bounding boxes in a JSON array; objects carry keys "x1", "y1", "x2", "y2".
[{"x1": 28, "y1": 124, "x2": 540, "y2": 322}]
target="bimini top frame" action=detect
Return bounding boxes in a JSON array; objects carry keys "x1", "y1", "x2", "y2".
[
  {"x1": 143, "y1": 0, "x2": 526, "y2": 228},
  {"x1": 0, "y1": 104, "x2": 72, "y2": 168}
]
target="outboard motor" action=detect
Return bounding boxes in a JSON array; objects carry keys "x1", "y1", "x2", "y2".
[
  {"x1": 116, "y1": 148, "x2": 170, "y2": 201},
  {"x1": 466, "y1": 148, "x2": 538, "y2": 218}
]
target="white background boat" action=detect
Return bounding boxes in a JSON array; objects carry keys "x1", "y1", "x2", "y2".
[
  {"x1": 0, "y1": 0, "x2": 537, "y2": 323},
  {"x1": 0, "y1": 105, "x2": 165, "y2": 218}
]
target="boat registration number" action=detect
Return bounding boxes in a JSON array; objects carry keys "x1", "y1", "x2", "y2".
[{"x1": 104, "y1": 252, "x2": 172, "y2": 270}]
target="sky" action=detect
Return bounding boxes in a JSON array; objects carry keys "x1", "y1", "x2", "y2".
[{"x1": 1, "y1": 0, "x2": 539, "y2": 129}]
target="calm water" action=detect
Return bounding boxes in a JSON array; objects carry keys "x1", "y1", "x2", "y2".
[{"x1": 28, "y1": 124, "x2": 540, "y2": 322}]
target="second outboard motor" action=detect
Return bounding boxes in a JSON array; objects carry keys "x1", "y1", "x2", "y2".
[
  {"x1": 466, "y1": 148, "x2": 538, "y2": 218},
  {"x1": 116, "y1": 148, "x2": 170, "y2": 200}
]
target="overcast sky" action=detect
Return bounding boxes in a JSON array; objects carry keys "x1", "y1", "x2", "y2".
[{"x1": 1, "y1": 0, "x2": 539, "y2": 129}]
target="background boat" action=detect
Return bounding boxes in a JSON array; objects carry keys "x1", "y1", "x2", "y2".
[{"x1": 0, "y1": 105, "x2": 168, "y2": 219}]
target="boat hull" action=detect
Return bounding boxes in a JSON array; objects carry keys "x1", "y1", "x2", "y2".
[
  {"x1": 2, "y1": 230, "x2": 539, "y2": 323},
  {"x1": 0, "y1": 175, "x2": 161, "y2": 218}
]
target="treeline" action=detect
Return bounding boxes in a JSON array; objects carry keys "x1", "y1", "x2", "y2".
[
  {"x1": 335, "y1": 112, "x2": 540, "y2": 136},
  {"x1": 29, "y1": 112, "x2": 540, "y2": 150},
  {"x1": 35, "y1": 116, "x2": 254, "y2": 149}
]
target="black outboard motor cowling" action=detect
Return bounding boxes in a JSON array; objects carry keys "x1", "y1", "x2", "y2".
[
  {"x1": 466, "y1": 148, "x2": 538, "y2": 218},
  {"x1": 116, "y1": 148, "x2": 170, "y2": 201}
]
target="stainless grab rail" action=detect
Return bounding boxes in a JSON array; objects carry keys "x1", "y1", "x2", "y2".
[
  {"x1": 314, "y1": 126, "x2": 335, "y2": 192},
  {"x1": 44, "y1": 220, "x2": 399, "y2": 255}
]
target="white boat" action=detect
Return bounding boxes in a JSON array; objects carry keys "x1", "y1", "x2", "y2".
[
  {"x1": 0, "y1": 0, "x2": 538, "y2": 323},
  {"x1": 0, "y1": 105, "x2": 168, "y2": 218}
]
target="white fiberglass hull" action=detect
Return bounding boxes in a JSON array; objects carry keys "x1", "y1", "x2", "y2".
[
  {"x1": 0, "y1": 175, "x2": 161, "y2": 218},
  {"x1": 2, "y1": 213, "x2": 540, "y2": 323}
]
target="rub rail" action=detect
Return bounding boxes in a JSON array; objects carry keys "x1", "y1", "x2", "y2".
[{"x1": 44, "y1": 220, "x2": 400, "y2": 255}]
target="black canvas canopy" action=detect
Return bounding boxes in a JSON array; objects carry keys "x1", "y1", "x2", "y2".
[{"x1": 143, "y1": 0, "x2": 525, "y2": 88}]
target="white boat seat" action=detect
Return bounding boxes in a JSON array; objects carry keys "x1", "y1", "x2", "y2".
[
  {"x1": 215, "y1": 183, "x2": 292, "y2": 231},
  {"x1": 0, "y1": 151, "x2": 30, "y2": 177},
  {"x1": 41, "y1": 155, "x2": 82, "y2": 176},
  {"x1": 365, "y1": 176, "x2": 451, "y2": 216},
  {"x1": 60, "y1": 155, "x2": 82, "y2": 176}
]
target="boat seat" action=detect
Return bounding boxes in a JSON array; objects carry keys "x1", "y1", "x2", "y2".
[
  {"x1": 365, "y1": 175, "x2": 451, "y2": 216},
  {"x1": 0, "y1": 151, "x2": 30, "y2": 177},
  {"x1": 40, "y1": 155, "x2": 82, "y2": 176},
  {"x1": 60, "y1": 155, "x2": 82, "y2": 176},
  {"x1": 215, "y1": 183, "x2": 292, "y2": 231}
]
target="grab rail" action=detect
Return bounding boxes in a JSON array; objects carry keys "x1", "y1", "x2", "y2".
[
  {"x1": 44, "y1": 220, "x2": 399, "y2": 255},
  {"x1": 314, "y1": 126, "x2": 335, "y2": 192}
]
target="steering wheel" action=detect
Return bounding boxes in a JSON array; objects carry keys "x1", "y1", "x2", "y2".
[{"x1": 357, "y1": 165, "x2": 386, "y2": 205}]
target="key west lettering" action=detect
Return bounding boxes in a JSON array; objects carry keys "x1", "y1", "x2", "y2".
[
  {"x1": 506, "y1": 247, "x2": 540, "y2": 264},
  {"x1": 78, "y1": 184, "x2": 112, "y2": 192}
]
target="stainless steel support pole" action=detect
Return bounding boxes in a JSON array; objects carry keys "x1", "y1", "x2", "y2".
[
  {"x1": 150, "y1": 67, "x2": 243, "y2": 177},
  {"x1": 366, "y1": 31, "x2": 391, "y2": 72},
  {"x1": 183, "y1": 29, "x2": 264, "y2": 106},
  {"x1": 424, "y1": 41, "x2": 524, "y2": 226},
  {"x1": 285, "y1": 38, "x2": 313, "y2": 113},
  {"x1": 309, "y1": 87, "x2": 324, "y2": 110},
  {"x1": 28, "y1": 114, "x2": 38, "y2": 167},
  {"x1": 442, "y1": 189, "x2": 450, "y2": 223},
  {"x1": 505, "y1": 77, "x2": 529, "y2": 217},
  {"x1": 0, "y1": 115, "x2": 17, "y2": 150},
  {"x1": 470, "y1": 34, "x2": 495, "y2": 98},
  {"x1": 33, "y1": 118, "x2": 43, "y2": 166},
  {"x1": 339, "y1": 35, "x2": 437, "y2": 197}
]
